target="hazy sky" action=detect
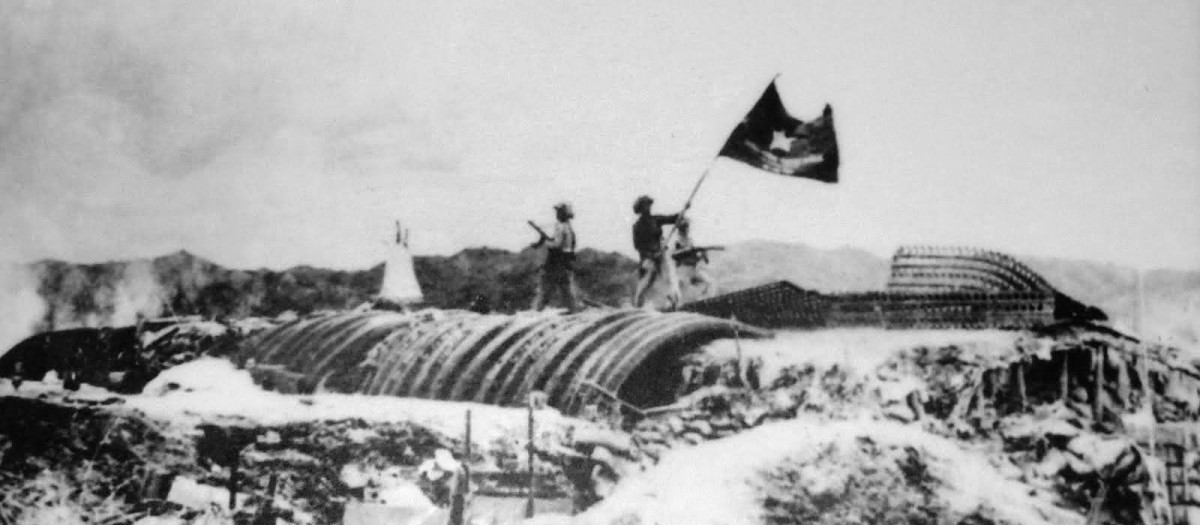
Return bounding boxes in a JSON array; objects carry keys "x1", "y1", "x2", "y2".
[{"x1": 1, "y1": 0, "x2": 1197, "y2": 270}]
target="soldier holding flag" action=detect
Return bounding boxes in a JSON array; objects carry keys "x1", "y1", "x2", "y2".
[
  {"x1": 630, "y1": 78, "x2": 838, "y2": 309},
  {"x1": 631, "y1": 195, "x2": 685, "y2": 308}
]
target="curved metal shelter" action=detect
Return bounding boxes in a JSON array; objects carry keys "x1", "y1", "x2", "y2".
[
  {"x1": 243, "y1": 309, "x2": 769, "y2": 412},
  {"x1": 887, "y1": 245, "x2": 1055, "y2": 294},
  {"x1": 683, "y1": 245, "x2": 1102, "y2": 330}
]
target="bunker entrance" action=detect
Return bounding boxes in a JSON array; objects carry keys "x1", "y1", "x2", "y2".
[{"x1": 617, "y1": 335, "x2": 715, "y2": 411}]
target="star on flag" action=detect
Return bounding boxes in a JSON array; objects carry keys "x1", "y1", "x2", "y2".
[{"x1": 718, "y1": 81, "x2": 840, "y2": 183}]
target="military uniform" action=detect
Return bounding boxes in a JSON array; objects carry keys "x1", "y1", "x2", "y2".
[{"x1": 532, "y1": 203, "x2": 580, "y2": 312}]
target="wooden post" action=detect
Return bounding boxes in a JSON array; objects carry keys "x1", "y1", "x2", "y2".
[
  {"x1": 982, "y1": 369, "x2": 993, "y2": 401},
  {"x1": 731, "y1": 315, "x2": 742, "y2": 365},
  {"x1": 259, "y1": 472, "x2": 277, "y2": 522},
  {"x1": 464, "y1": 410, "x2": 472, "y2": 480},
  {"x1": 991, "y1": 368, "x2": 1001, "y2": 407},
  {"x1": 1016, "y1": 360, "x2": 1028, "y2": 412},
  {"x1": 526, "y1": 397, "x2": 536, "y2": 519},
  {"x1": 450, "y1": 410, "x2": 472, "y2": 525},
  {"x1": 730, "y1": 315, "x2": 743, "y2": 386},
  {"x1": 1092, "y1": 347, "x2": 1105, "y2": 424},
  {"x1": 228, "y1": 451, "x2": 239, "y2": 510},
  {"x1": 1059, "y1": 351, "x2": 1070, "y2": 402},
  {"x1": 1115, "y1": 353, "x2": 1130, "y2": 409}
]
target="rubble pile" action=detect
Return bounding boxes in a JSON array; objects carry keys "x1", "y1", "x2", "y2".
[
  {"x1": 186, "y1": 419, "x2": 461, "y2": 524},
  {"x1": 877, "y1": 328, "x2": 1200, "y2": 524},
  {"x1": 621, "y1": 362, "x2": 881, "y2": 470},
  {"x1": 609, "y1": 328, "x2": 1200, "y2": 524},
  {"x1": 758, "y1": 437, "x2": 978, "y2": 525},
  {"x1": 630, "y1": 387, "x2": 789, "y2": 459},
  {"x1": 3, "y1": 322, "x2": 1198, "y2": 524},
  {"x1": 171, "y1": 412, "x2": 595, "y2": 524},
  {"x1": 0, "y1": 395, "x2": 203, "y2": 523},
  {"x1": 998, "y1": 410, "x2": 1175, "y2": 524}
]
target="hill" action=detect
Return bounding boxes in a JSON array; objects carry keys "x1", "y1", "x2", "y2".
[
  {"x1": 8, "y1": 241, "x2": 1198, "y2": 348},
  {"x1": 704, "y1": 240, "x2": 890, "y2": 292},
  {"x1": 18, "y1": 248, "x2": 638, "y2": 333}
]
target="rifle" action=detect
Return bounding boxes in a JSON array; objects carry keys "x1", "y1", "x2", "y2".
[
  {"x1": 672, "y1": 245, "x2": 725, "y2": 263},
  {"x1": 527, "y1": 220, "x2": 550, "y2": 248}
]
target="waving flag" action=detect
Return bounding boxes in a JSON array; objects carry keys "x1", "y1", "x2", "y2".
[{"x1": 718, "y1": 81, "x2": 839, "y2": 183}]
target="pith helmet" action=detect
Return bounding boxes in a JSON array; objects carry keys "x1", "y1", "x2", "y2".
[{"x1": 633, "y1": 195, "x2": 653, "y2": 214}]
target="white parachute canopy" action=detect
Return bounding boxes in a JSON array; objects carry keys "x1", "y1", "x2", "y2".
[{"x1": 378, "y1": 221, "x2": 424, "y2": 304}]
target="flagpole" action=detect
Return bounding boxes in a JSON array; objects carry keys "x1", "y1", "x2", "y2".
[
  {"x1": 661, "y1": 155, "x2": 717, "y2": 270},
  {"x1": 679, "y1": 157, "x2": 718, "y2": 214},
  {"x1": 672, "y1": 72, "x2": 781, "y2": 224},
  {"x1": 640, "y1": 73, "x2": 781, "y2": 308}
]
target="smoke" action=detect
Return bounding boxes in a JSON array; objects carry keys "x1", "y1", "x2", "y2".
[
  {"x1": 0, "y1": 263, "x2": 48, "y2": 354},
  {"x1": 110, "y1": 260, "x2": 165, "y2": 326},
  {"x1": 18, "y1": 259, "x2": 166, "y2": 333}
]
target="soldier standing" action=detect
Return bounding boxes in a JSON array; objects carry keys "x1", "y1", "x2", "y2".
[
  {"x1": 631, "y1": 195, "x2": 683, "y2": 308},
  {"x1": 531, "y1": 202, "x2": 580, "y2": 313},
  {"x1": 672, "y1": 216, "x2": 717, "y2": 300}
]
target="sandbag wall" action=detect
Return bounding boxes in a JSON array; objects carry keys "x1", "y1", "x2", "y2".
[{"x1": 243, "y1": 309, "x2": 769, "y2": 413}]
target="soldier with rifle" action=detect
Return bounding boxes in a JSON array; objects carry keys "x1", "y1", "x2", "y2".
[
  {"x1": 671, "y1": 215, "x2": 721, "y2": 301},
  {"x1": 529, "y1": 202, "x2": 580, "y2": 312}
]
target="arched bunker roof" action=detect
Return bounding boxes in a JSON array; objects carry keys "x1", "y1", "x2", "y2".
[{"x1": 244, "y1": 309, "x2": 770, "y2": 413}]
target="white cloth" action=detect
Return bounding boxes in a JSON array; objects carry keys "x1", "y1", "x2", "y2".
[{"x1": 378, "y1": 238, "x2": 424, "y2": 304}]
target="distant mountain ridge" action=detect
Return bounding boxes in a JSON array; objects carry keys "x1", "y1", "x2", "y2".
[
  {"x1": 704, "y1": 240, "x2": 891, "y2": 293},
  {"x1": 15, "y1": 242, "x2": 1200, "y2": 347}
]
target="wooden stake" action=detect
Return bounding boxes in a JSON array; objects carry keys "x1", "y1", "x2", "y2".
[
  {"x1": 982, "y1": 369, "x2": 993, "y2": 401},
  {"x1": 228, "y1": 452, "x2": 239, "y2": 510},
  {"x1": 731, "y1": 315, "x2": 743, "y2": 379},
  {"x1": 450, "y1": 410, "x2": 472, "y2": 525},
  {"x1": 260, "y1": 472, "x2": 277, "y2": 522},
  {"x1": 991, "y1": 368, "x2": 1001, "y2": 407},
  {"x1": 1059, "y1": 351, "x2": 1070, "y2": 402},
  {"x1": 526, "y1": 397, "x2": 536, "y2": 519},
  {"x1": 1092, "y1": 347, "x2": 1104, "y2": 424},
  {"x1": 1016, "y1": 360, "x2": 1028, "y2": 412},
  {"x1": 464, "y1": 410, "x2": 472, "y2": 478}
]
